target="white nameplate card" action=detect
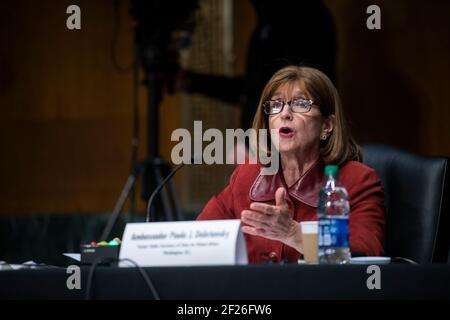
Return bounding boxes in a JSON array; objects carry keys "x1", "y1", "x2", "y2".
[{"x1": 119, "y1": 219, "x2": 248, "y2": 267}]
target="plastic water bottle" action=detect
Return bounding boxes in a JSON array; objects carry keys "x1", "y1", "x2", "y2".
[{"x1": 318, "y1": 165, "x2": 351, "y2": 264}]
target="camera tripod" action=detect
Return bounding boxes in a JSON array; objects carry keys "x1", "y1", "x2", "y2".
[
  {"x1": 100, "y1": 54, "x2": 183, "y2": 242},
  {"x1": 100, "y1": 0, "x2": 199, "y2": 241},
  {"x1": 100, "y1": 157, "x2": 183, "y2": 242}
]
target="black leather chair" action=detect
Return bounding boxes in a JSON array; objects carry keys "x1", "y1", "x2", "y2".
[{"x1": 362, "y1": 144, "x2": 450, "y2": 263}]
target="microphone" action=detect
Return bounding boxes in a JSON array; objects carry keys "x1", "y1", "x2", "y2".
[{"x1": 145, "y1": 156, "x2": 199, "y2": 222}]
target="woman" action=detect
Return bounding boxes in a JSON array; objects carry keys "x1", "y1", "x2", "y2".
[{"x1": 197, "y1": 66, "x2": 385, "y2": 264}]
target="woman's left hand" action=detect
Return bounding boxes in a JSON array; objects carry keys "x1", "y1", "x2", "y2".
[{"x1": 241, "y1": 187, "x2": 303, "y2": 252}]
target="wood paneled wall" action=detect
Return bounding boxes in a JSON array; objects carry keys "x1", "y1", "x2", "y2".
[
  {"x1": 325, "y1": 0, "x2": 450, "y2": 156},
  {"x1": 0, "y1": 0, "x2": 180, "y2": 214}
]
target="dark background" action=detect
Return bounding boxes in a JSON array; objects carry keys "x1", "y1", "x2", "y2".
[{"x1": 0, "y1": 0, "x2": 449, "y2": 264}]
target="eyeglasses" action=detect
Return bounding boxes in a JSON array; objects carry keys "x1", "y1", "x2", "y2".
[{"x1": 263, "y1": 98, "x2": 316, "y2": 115}]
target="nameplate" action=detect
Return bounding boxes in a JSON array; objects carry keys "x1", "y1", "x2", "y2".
[{"x1": 118, "y1": 219, "x2": 248, "y2": 267}]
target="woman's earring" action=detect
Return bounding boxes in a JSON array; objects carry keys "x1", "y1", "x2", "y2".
[{"x1": 321, "y1": 134, "x2": 327, "y2": 140}]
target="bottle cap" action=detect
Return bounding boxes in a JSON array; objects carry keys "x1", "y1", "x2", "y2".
[{"x1": 324, "y1": 164, "x2": 339, "y2": 176}]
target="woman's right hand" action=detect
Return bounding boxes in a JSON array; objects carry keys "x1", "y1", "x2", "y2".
[{"x1": 241, "y1": 187, "x2": 304, "y2": 254}]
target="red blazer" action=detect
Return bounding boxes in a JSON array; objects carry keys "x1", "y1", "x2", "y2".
[{"x1": 197, "y1": 160, "x2": 386, "y2": 264}]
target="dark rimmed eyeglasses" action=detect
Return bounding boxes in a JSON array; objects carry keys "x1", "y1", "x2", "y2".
[{"x1": 263, "y1": 98, "x2": 316, "y2": 115}]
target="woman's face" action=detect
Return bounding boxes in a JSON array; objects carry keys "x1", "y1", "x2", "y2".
[{"x1": 267, "y1": 80, "x2": 332, "y2": 157}]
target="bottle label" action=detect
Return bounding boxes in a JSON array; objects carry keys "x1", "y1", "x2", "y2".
[{"x1": 318, "y1": 217, "x2": 349, "y2": 247}]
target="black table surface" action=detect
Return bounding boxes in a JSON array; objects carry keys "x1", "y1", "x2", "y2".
[{"x1": 1, "y1": 263, "x2": 450, "y2": 300}]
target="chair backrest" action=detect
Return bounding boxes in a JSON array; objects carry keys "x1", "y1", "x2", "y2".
[{"x1": 361, "y1": 144, "x2": 450, "y2": 263}]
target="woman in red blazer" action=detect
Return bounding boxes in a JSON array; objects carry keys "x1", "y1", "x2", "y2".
[{"x1": 197, "y1": 66, "x2": 385, "y2": 264}]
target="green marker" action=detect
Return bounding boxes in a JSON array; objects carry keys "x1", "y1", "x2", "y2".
[{"x1": 108, "y1": 239, "x2": 120, "y2": 246}]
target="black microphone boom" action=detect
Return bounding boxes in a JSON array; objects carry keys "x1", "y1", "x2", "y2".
[{"x1": 145, "y1": 162, "x2": 186, "y2": 222}]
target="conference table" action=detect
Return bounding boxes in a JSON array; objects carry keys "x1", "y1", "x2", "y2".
[{"x1": 1, "y1": 263, "x2": 450, "y2": 300}]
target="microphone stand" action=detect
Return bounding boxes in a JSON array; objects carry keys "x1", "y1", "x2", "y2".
[{"x1": 145, "y1": 162, "x2": 186, "y2": 222}]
